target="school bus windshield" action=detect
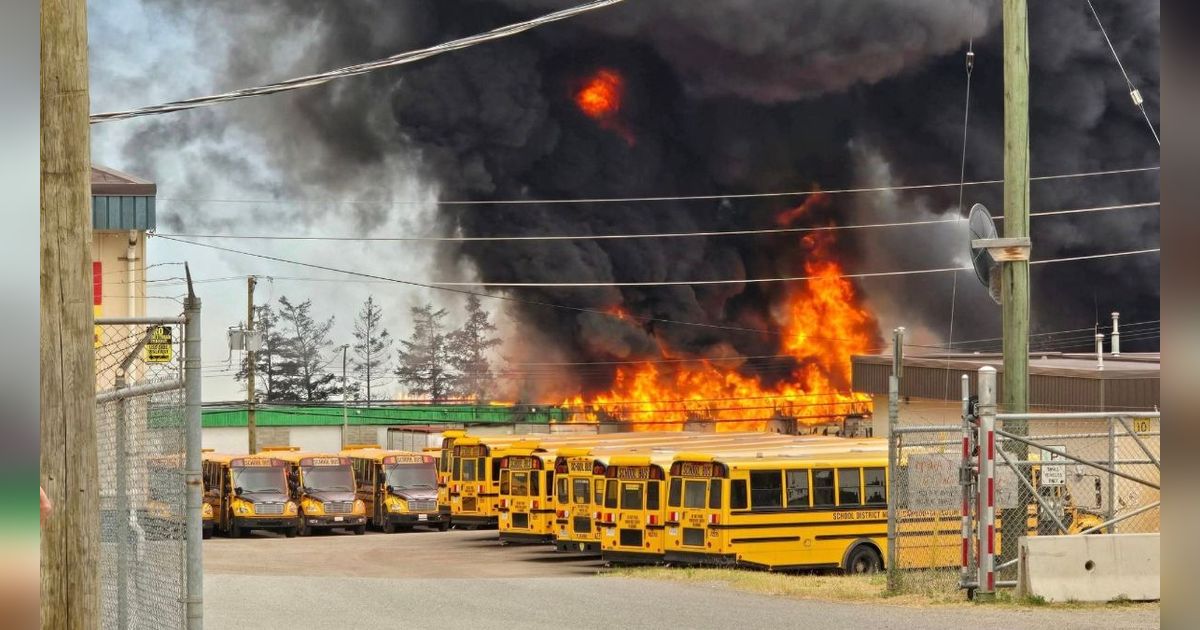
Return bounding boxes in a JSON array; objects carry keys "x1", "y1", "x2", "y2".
[
  {"x1": 232, "y1": 467, "x2": 288, "y2": 494},
  {"x1": 302, "y1": 465, "x2": 355, "y2": 492},
  {"x1": 384, "y1": 463, "x2": 436, "y2": 490}
]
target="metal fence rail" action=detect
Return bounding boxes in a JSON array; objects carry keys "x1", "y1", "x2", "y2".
[{"x1": 96, "y1": 305, "x2": 201, "y2": 630}]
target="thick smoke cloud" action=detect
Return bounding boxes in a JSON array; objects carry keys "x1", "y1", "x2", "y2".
[{"x1": 103, "y1": 0, "x2": 1159, "y2": 397}]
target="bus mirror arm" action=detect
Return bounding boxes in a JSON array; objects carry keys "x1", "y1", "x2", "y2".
[
  {"x1": 234, "y1": 487, "x2": 243, "y2": 497},
  {"x1": 385, "y1": 485, "x2": 395, "y2": 495}
]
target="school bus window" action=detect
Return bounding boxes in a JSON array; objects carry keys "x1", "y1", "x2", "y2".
[
  {"x1": 439, "y1": 451, "x2": 449, "y2": 473},
  {"x1": 557, "y1": 477, "x2": 569, "y2": 503},
  {"x1": 544, "y1": 471, "x2": 552, "y2": 497},
  {"x1": 864, "y1": 467, "x2": 886, "y2": 504},
  {"x1": 531, "y1": 470, "x2": 541, "y2": 497},
  {"x1": 620, "y1": 483, "x2": 643, "y2": 510},
  {"x1": 500, "y1": 470, "x2": 511, "y2": 496},
  {"x1": 812, "y1": 468, "x2": 835, "y2": 507},
  {"x1": 461, "y1": 458, "x2": 477, "y2": 481},
  {"x1": 647, "y1": 480, "x2": 661, "y2": 511},
  {"x1": 490, "y1": 458, "x2": 501, "y2": 482},
  {"x1": 604, "y1": 480, "x2": 618, "y2": 509},
  {"x1": 573, "y1": 478, "x2": 590, "y2": 504},
  {"x1": 750, "y1": 470, "x2": 783, "y2": 509},
  {"x1": 708, "y1": 479, "x2": 722, "y2": 509},
  {"x1": 683, "y1": 480, "x2": 706, "y2": 508},
  {"x1": 786, "y1": 469, "x2": 810, "y2": 508},
  {"x1": 593, "y1": 479, "x2": 604, "y2": 506},
  {"x1": 730, "y1": 479, "x2": 748, "y2": 510},
  {"x1": 667, "y1": 478, "x2": 682, "y2": 508},
  {"x1": 512, "y1": 472, "x2": 528, "y2": 497},
  {"x1": 453, "y1": 457, "x2": 463, "y2": 481},
  {"x1": 838, "y1": 468, "x2": 861, "y2": 506}
]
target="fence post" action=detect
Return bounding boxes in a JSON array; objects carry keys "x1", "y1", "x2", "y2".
[
  {"x1": 184, "y1": 296, "x2": 204, "y2": 630},
  {"x1": 115, "y1": 370, "x2": 130, "y2": 629},
  {"x1": 1107, "y1": 417, "x2": 1117, "y2": 534},
  {"x1": 886, "y1": 373, "x2": 899, "y2": 591},
  {"x1": 976, "y1": 366, "x2": 997, "y2": 600},
  {"x1": 959, "y1": 374, "x2": 972, "y2": 588}
]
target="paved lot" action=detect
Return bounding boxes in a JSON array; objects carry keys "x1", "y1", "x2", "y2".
[{"x1": 205, "y1": 529, "x2": 1158, "y2": 629}]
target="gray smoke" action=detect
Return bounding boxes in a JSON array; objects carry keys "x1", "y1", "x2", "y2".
[{"x1": 92, "y1": 0, "x2": 1160, "y2": 398}]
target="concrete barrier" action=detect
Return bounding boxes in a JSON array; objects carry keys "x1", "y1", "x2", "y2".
[{"x1": 1016, "y1": 533, "x2": 1159, "y2": 602}]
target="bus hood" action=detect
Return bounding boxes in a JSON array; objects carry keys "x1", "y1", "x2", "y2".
[
  {"x1": 307, "y1": 490, "x2": 357, "y2": 503},
  {"x1": 393, "y1": 488, "x2": 437, "y2": 502}
]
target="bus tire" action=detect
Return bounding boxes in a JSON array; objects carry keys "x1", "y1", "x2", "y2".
[
  {"x1": 383, "y1": 520, "x2": 396, "y2": 534},
  {"x1": 438, "y1": 522, "x2": 450, "y2": 532},
  {"x1": 353, "y1": 524, "x2": 366, "y2": 535},
  {"x1": 284, "y1": 527, "x2": 298, "y2": 538},
  {"x1": 298, "y1": 522, "x2": 311, "y2": 537},
  {"x1": 843, "y1": 543, "x2": 882, "y2": 575},
  {"x1": 229, "y1": 523, "x2": 243, "y2": 539}
]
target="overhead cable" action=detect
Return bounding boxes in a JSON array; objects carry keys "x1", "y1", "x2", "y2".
[
  {"x1": 89, "y1": 0, "x2": 626, "y2": 123},
  {"x1": 1084, "y1": 0, "x2": 1161, "y2": 146}
]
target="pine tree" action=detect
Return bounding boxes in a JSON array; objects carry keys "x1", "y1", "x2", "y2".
[
  {"x1": 276, "y1": 296, "x2": 341, "y2": 402},
  {"x1": 351, "y1": 296, "x2": 392, "y2": 405},
  {"x1": 395, "y1": 304, "x2": 455, "y2": 402},
  {"x1": 235, "y1": 304, "x2": 301, "y2": 401},
  {"x1": 448, "y1": 294, "x2": 502, "y2": 402}
]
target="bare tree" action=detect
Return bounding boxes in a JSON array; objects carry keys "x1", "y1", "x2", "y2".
[{"x1": 351, "y1": 296, "x2": 393, "y2": 405}]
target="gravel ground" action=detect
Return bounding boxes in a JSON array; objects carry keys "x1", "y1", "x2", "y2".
[{"x1": 204, "y1": 529, "x2": 1158, "y2": 629}]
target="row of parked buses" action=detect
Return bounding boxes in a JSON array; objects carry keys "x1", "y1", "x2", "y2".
[{"x1": 200, "y1": 429, "x2": 978, "y2": 574}]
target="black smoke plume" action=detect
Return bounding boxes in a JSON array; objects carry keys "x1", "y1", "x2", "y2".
[{"x1": 99, "y1": 0, "x2": 1159, "y2": 398}]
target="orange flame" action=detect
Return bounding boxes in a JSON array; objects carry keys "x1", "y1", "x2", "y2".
[
  {"x1": 575, "y1": 68, "x2": 635, "y2": 145},
  {"x1": 563, "y1": 210, "x2": 876, "y2": 431}
]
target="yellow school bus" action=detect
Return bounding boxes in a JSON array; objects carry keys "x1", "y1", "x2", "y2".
[
  {"x1": 553, "y1": 447, "x2": 610, "y2": 553},
  {"x1": 202, "y1": 453, "x2": 300, "y2": 537},
  {"x1": 260, "y1": 448, "x2": 368, "y2": 535},
  {"x1": 496, "y1": 447, "x2": 559, "y2": 544},
  {"x1": 662, "y1": 449, "x2": 966, "y2": 572},
  {"x1": 436, "y1": 430, "x2": 468, "y2": 517},
  {"x1": 341, "y1": 446, "x2": 448, "y2": 532},
  {"x1": 598, "y1": 453, "x2": 675, "y2": 564}
]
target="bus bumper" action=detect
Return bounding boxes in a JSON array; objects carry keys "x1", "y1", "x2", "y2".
[
  {"x1": 601, "y1": 550, "x2": 664, "y2": 565},
  {"x1": 304, "y1": 515, "x2": 366, "y2": 529},
  {"x1": 664, "y1": 550, "x2": 737, "y2": 567},
  {"x1": 556, "y1": 540, "x2": 601, "y2": 554},
  {"x1": 389, "y1": 513, "x2": 448, "y2": 528},
  {"x1": 451, "y1": 514, "x2": 498, "y2": 528},
  {"x1": 235, "y1": 516, "x2": 302, "y2": 531},
  {"x1": 500, "y1": 531, "x2": 555, "y2": 545}
]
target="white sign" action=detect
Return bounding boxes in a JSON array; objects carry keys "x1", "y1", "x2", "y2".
[
  {"x1": 1039, "y1": 445, "x2": 1067, "y2": 486},
  {"x1": 904, "y1": 452, "x2": 1018, "y2": 510}
]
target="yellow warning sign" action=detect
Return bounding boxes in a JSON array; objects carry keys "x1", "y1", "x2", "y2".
[
  {"x1": 1133, "y1": 418, "x2": 1153, "y2": 434},
  {"x1": 146, "y1": 326, "x2": 174, "y2": 363}
]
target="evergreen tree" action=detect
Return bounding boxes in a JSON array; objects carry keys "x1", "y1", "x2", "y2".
[
  {"x1": 395, "y1": 304, "x2": 455, "y2": 402},
  {"x1": 276, "y1": 296, "x2": 341, "y2": 402},
  {"x1": 235, "y1": 304, "x2": 301, "y2": 401},
  {"x1": 448, "y1": 294, "x2": 502, "y2": 401},
  {"x1": 351, "y1": 296, "x2": 393, "y2": 405}
]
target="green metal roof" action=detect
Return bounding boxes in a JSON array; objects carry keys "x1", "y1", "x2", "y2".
[{"x1": 202, "y1": 405, "x2": 568, "y2": 428}]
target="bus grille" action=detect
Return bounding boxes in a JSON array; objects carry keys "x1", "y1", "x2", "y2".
[
  {"x1": 619, "y1": 528, "x2": 643, "y2": 548},
  {"x1": 323, "y1": 501, "x2": 354, "y2": 514},
  {"x1": 572, "y1": 516, "x2": 591, "y2": 534},
  {"x1": 407, "y1": 500, "x2": 437, "y2": 512},
  {"x1": 682, "y1": 528, "x2": 705, "y2": 546},
  {"x1": 462, "y1": 497, "x2": 478, "y2": 512},
  {"x1": 254, "y1": 502, "x2": 285, "y2": 515}
]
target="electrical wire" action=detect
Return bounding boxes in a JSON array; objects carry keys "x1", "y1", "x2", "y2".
[
  {"x1": 153, "y1": 166, "x2": 1159, "y2": 208},
  {"x1": 150, "y1": 201, "x2": 1158, "y2": 243},
  {"x1": 944, "y1": 39, "x2": 975, "y2": 400},
  {"x1": 1084, "y1": 0, "x2": 1161, "y2": 146},
  {"x1": 89, "y1": 0, "x2": 626, "y2": 123}
]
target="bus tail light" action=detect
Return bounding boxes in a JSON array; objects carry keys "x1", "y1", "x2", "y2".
[
  {"x1": 709, "y1": 513, "x2": 719, "y2": 525},
  {"x1": 532, "y1": 500, "x2": 539, "y2": 510},
  {"x1": 668, "y1": 511, "x2": 679, "y2": 522},
  {"x1": 499, "y1": 498, "x2": 507, "y2": 508},
  {"x1": 648, "y1": 514, "x2": 659, "y2": 526}
]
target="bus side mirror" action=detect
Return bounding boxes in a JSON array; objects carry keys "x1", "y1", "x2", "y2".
[
  {"x1": 234, "y1": 487, "x2": 243, "y2": 497},
  {"x1": 386, "y1": 485, "x2": 394, "y2": 495}
]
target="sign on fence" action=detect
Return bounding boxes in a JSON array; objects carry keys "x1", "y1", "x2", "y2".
[
  {"x1": 146, "y1": 326, "x2": 174, "y2": 363},
  {"x1": 903, "y1": 453, "x2": 1018, "y2": 509},
  {"x1": 1039, "y1": 445, "x2": 1066, "y2": 486}
]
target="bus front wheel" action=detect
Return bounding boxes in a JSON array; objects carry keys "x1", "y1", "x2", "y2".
[
  {"x1": 383, "y1": 520, "x2": 396, "y2": 534},
  {"x1": 844, "y1": 545, "x2": 882, "y2": 575},
  {"x1": 353, "y1": 524, "x2": 366, "y2": 535}
]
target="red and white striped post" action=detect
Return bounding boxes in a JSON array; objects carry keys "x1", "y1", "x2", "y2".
[
  {"x1": 976, "y1": 366, "x2": 997, "y2": 599},
  {"x1": 959, "y1": 374, "x2": 972, "y2": 586}
]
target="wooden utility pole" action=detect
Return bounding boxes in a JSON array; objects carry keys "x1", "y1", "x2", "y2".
[
  {"x1": 247, "y1": 275, "x2": 257, "y2": 453},
  {"x1": 41, "y1": 0, "x2": 99, "y2": 625},
  {"x1": 1000, "y1": 0, "x2": 1031, "y2": 577}
]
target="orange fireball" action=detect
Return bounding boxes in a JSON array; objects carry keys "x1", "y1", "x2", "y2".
[{"x1": 575, "y1": 69, "x2": 623, "y2": 119}]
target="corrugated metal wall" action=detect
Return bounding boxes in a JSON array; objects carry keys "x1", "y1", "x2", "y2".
[{"x1": 93, "y1": 195, "x2": 156, "y2": 230}]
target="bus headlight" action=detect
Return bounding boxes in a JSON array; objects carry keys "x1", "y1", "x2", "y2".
[
  {"x1": 202, "y1": 503, "x2": 213, "y2": 518},
  {"x1": 386, "y1": 496, "x2": 407, "y2": 513},
  {"x1": 234, "y1": 500, "x2": 254, "y2": 516},
  {"x1": 353, "y1": 500, "x2": 366, "y2": 514},
  {"x1": 302, "y1": 499, "x2": 324, "y2": 515},
  {"x1": 284, "y1": 501, "x2": 298, "y2": 515}
]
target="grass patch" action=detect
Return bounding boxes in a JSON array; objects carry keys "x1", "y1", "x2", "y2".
[{"x1": 606, "y1": 566, "x2": 1158, "y2": 611}]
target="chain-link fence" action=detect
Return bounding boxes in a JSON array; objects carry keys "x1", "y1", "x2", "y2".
[
  {"x1": 96, "y1": 315, "x2": 196, "y2": 629},
  {"x1": 888, "y1": 370, "x2": 1161, "y2": 598}
]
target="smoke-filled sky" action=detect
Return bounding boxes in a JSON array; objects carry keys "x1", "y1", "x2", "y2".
[{"x1": 89, "y1": 0, "x2": 1160, "y2": 402}]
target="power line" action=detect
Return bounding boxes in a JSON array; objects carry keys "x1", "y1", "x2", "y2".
[
  {"x1": 89, "y1": 0, "x2": 626, "y2": 123},
  {"x1": 151, "y1": 201, "x2": 1158, "y2": 243},
  {"x1": 1084, "y1": 0, "x2": 1160, "y2": 146},
  {"x1": 154, "y1": 166, "x2": 1159, "y2": 207}
]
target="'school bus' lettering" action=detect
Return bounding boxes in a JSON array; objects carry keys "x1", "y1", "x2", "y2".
[
  {"x1": 615, "y1": 467, "x2": 650, "y2": 480},
  {"x1": 832, "y1": 510, "x2": 887, "y2": 521},
  {"x1": 305, "y1": 457, "x2": 345, "y2": 466},
  {"x1": 507, "y1": 457, "x2": 535, "y2": 471},
  {"x1": 231, "y1": 458, "x2": 275, "y2": 467},
  {"x1": 568, "y1": 459, "x2": 593, "y2": 472},
  {"x1": 678, "y1": 462, "x2": 716, "y2": 478},
  {"x1": 386, "y1": 455, "x2": 429, "y2": 465},
  {"x1": 456, "y1": 446, "x2": 485, "y2": 458}
]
